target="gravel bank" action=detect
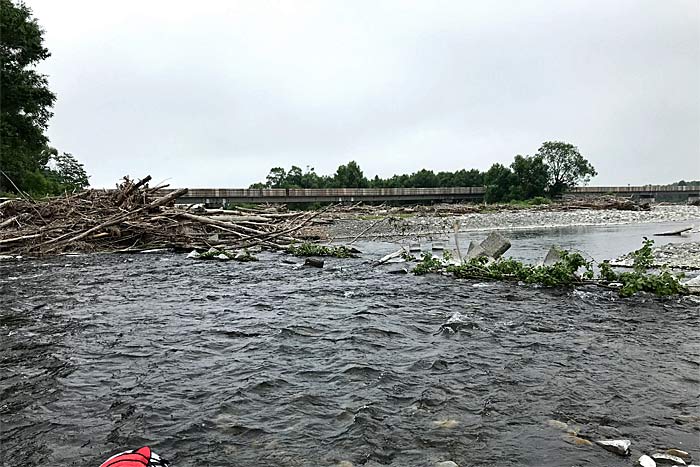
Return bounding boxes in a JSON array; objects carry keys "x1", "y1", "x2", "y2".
[
  {"x1": 613, "y1": 241, "x2": 700, "y2": 270},
  {"x1": 327, "y1": 205, "x2": 700, "y2": 241}
]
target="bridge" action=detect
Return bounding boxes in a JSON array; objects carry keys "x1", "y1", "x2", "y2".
[{"x1": 170, "y1": 185, "x2": 700, "y2": 206}]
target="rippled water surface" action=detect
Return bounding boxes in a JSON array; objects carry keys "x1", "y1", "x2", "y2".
[{"x1": 1, "y1": 227, "x2": 699, "y2": 467}]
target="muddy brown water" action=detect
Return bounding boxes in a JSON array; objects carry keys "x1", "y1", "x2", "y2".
[{"x1": 1, "y1": 224, "x2": 699, "y2": 466}]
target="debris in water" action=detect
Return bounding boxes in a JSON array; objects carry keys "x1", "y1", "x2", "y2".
[
  {"x1": 541, "y1": 245, "x2": 562, "y2": 266},
  {"x1": 665, "y1": 449, "x2": 692, "y2": 462},
  {"x1": 637, "y1": 454, "x2": 656, "y2": 467},
  {"x1": 595, "y1": 439, "x2": 631, "y2": 456},
  {"x1": 304, "y1": 258, "x2": 324, "y2": 268},
  {"x1": 651, "y1": 452, "x2": 686, "y2": 465},
  {"x1": 479, "y1": 231, "x2": 511, "y2": 259},
  {"x1": 653, "y1": 226, "x2": 692, "y2": 236}
]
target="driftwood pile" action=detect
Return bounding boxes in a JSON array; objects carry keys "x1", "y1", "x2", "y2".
[
  {"x1": 555, "y1": 196, "x2": 651, "y2": 211},
  {"x1": 0, "y1": 176, "x2": 325, "y2": 256}
]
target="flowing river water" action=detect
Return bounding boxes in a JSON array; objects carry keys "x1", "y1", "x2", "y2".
[{"x1": 1, "y1": 222, "x2": 699, "y2": 467}]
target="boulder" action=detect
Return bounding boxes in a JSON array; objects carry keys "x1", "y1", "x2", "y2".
[
  {"x1": 479, "y1": 232, "x2": 511, "y2": 259},
  {"x1": 595, "y1": 439, "x2": 631, "y2": 456},
  {"x1": 186, "y1": 250, "x2": 201, "y2": 259},
  {"x1": 435, "y1": 462, "x2": 459, "y2": 467}
]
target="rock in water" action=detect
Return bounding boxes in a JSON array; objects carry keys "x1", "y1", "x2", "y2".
[
  {"x1": 651, "y1": 452, "x2": 686, "y2": 465},
  {"x1": 186, "y1": 250, "x2": 201, "y2": 259},
  {"x1": 637, "y1": 454, "x2": 656, "y2": 467},
  {"x1": 665, "y1": 449, "x2": 692, "y2": 462},
  {"x1": 479, "y1": 232, "x2": 511, "y2": 259},
  {"x1": 386, "y1": 264, "x2": 409, "y2": 274},
  {"x1": 304, "y1": 258, "x2": 324, "y2": 268},
  {"x1": 216, "y1": 253, "x2": 230, "y2": 261},
  {"x1": 595, "y1": 439, "x2": 631, "y2": 456},
  {"x1": 435, "y1": 462, "x2": 459, "y2": 467}
]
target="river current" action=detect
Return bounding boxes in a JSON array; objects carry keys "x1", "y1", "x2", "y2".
[{"x1": 1, "y1": 224, "x2": 699, "y2": 467}]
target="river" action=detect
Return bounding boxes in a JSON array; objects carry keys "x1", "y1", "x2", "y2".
[{"x1": 1, "y1": 222, "x2": 698, "y2": 466}]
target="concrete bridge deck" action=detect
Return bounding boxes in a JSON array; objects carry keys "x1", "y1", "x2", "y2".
[{"x1": 168, "y1": 185, "x2": 700, "y2": 206}]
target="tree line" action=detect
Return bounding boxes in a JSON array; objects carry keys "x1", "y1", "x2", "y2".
[
  {"x1": 252, "y1": 141, "x2": 597, "y2": 202},
  {"x1": 1, "y1": 0, "x2": 89, "y2": 195}
]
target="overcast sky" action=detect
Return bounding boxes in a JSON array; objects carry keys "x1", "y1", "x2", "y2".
[{"x1": 25, "y1": 0, "x2": 700, "y2": 188}]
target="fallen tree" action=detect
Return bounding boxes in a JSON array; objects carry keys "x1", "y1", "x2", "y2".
[{"x1": 0, "y1": 176, "x2": 326, "y2": 256}]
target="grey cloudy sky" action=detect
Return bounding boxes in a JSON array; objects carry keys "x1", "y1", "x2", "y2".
[{"x1": 27, "y1": 0, "x2": 700, "y2": 188}]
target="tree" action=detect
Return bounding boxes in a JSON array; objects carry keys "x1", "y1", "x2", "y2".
[
  {"x1": 45, "y1": 151, "x2": 90, "y2": 190},
  {"x1": 332, "y1": 161, "x2": 368, "y2": 188},
  {"x1": 510, "y1": 154, "x2": 548, "y2": 199},
  {"x1": 537, "y1": 141, "x2": 596, "y2": 196},
  {"x1": 483, "y1": 163, "x2": 516, "y2": 203},
  {"x1": 0, "y1": 0, "x2": 56, "y2": 193},
  {"x1": 265, "y1": 167, "x2": 286, "y2": 188}
]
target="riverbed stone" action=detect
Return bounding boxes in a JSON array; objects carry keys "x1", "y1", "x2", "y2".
[
  {"x1": 435, "y1": 461, "x2": 459, "y2": 467},
  {"x1": 186, "y1": 250, "x2": 200, "y2": 259},
  {"x1": 595, "y1": 439, "x2": 631, "y2": 456},
  {"x1": 479, "y1": 232, "x2": 511, "y2": 259}
]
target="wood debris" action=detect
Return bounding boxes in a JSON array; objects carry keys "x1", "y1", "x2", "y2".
[{"x1": 0, "y1": 176, "x2": 327, "y2": 256}]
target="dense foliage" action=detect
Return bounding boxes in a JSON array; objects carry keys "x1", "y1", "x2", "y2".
[
  {"x1": 252, "y1": 141, "x2": 595, "y2": 203},
  {"x1": 410, "y1": 239, "x2": 687, "y2": 297},
  {"x1": 0, "y1": 0, "x2": 88, "y2": 195},
  {"x1": 287, "y1": 243, "x2": 356, "y2": 258}
]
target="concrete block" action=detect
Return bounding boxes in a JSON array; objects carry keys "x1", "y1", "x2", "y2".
[
  {"x1": 542, "y1": 245, "x2": 561, "y2": 266},
  {"x1": 479, "y1": 232, "x2": 511, "y2": 259}
]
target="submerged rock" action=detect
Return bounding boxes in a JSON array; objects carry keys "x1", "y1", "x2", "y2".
[
  {"x1": 186, "y1": 249, "x2": 201, "y2": 259},
  {"x1": 304, "y1": 258, "x2": 324, "y2": 268},
  {"x1": 435, "y1": 461, "x2": 459, "y2": 467},
  {"x1": 386, "y1": 264, "x2": 409, "y2": 274},
  {"x1": 595, "y1": 439, "x2": 631, "y2": 456},
  {"x1": 432, "y1": 419, "x2": 459, "y2": 429}
]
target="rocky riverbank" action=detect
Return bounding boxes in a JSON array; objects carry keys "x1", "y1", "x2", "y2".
[
  {"x1": 613, "y1": 241, "x2": 700, "y2": 270},
  {"x1": 326, "y1": 205, "x2": 700, "y2": 241}
]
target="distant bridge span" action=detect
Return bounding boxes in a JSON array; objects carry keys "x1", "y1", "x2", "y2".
[{"x1": 168, "y1": 185, "x2": 700, "y2": 206}]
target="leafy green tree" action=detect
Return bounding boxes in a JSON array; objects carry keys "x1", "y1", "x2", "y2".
[
  {"x1": 536, "y1": 141, "x2": 596, "y2": 196},
  {"x1": 332, "y1": 161, "x2": 368, "y2": 188},
  {"x1": 484, "y1": 163, "x2": 516, "y2": 202},
  {"x1": 0, "y1": 0, "x2": 56, "y2": 193},
  {"x1": 45, "y1": 151, "x2": 90, "y2": 190},
  {"x1": 265, "y1": 167, "x2": 286, "y2": 188},
  {"x1": 510, "y1": 154, "x2": 548, "y2": 199},
  {"x1": 409, "y1": 169, "x2": 439, "y2": 187}
]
